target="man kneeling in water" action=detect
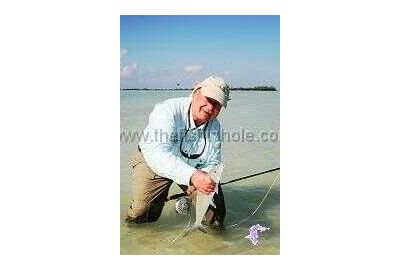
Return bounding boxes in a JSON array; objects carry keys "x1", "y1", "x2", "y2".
[{"x1": 125, "y1": 76, "x2": 230, "y2": 228}]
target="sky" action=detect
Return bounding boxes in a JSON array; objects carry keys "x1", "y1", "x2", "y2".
[{"x1": 120, "y1": 15, "x2": 280, "y2": 89}]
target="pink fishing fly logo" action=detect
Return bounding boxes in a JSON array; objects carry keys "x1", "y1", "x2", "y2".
[{"x1": 120, "y1": 15, "x2": 280, "y2": 255}]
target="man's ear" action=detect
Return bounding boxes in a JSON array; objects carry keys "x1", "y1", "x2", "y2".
[{"x1": 192, "y1": 87, "x2": 201, "y2": 96}]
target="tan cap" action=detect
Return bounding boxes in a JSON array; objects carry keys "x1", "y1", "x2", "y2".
[{"x1": 194, "y1": 76, "x2": 230, "y2": 108}]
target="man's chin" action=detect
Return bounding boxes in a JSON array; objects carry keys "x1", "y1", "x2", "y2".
[{"x1": 201, "y1": 115, "x2": 212, "y2": 122}]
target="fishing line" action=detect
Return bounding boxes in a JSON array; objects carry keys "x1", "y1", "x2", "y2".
[
  {"x1": 227, "y1": 173, "x2": 280, "y2": 228},
  {"x1": 168, "y1": 212, "x2": 192, "y2": 244},
  {"x1": 167, "y1": 169, "x2": 280, "y2": 244}
]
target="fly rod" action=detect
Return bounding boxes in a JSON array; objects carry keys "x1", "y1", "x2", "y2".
[{"x1": 166, "y1": 167, "x2": 280, "y2": 202}]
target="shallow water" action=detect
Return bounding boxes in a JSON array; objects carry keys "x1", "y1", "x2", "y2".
[{"x1": 120, "y1": 90, "x2": 280, "y2": 255}]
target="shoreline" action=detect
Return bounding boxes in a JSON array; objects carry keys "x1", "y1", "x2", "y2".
[{"x1": 120, "y1": 88, "x2": 278, "y2": 92}]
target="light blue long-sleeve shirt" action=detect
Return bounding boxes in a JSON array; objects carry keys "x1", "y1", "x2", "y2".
[{"x1": 138, "y1": 97, "x2": 222, "y2": 186}]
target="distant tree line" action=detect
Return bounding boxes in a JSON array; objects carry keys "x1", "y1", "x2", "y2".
[
  {"x1": 120, "y1": 88, "x2": 192, "y2": 91},
  {"x1": 230, "y1": 86, "x2": 277, "y2": 91},
  {"x1": 120, "y1": 85, "x2": 277, "y2": 91}
]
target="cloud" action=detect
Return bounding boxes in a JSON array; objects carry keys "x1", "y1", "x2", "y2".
[
  {"x1": 146, "y1": 68, "x2": 172, "y2": 79},
  {"x1": 222, "y1": 70, "x2": 230, "y2": 75},
  {"x1": 120, "y1": 63, "x2": 138, "y2": 78},
  {"x1": 120, "y1": 48, "x2": 128, "y2": 59},
  {"x1": 120, "y1": 48, "x2": 138, "y2": 78},
  {"x1": 184, "y1": 65, "x2": 203, "y2": 74}
]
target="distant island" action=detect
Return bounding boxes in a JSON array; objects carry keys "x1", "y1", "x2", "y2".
[{"x1": 120, "y1": 86, "x2": 277, "y2": 91}]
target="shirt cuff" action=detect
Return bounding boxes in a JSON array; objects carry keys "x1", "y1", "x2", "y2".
[{"x1": 178, "y1": 166, "x2": 197, "y2": 186}]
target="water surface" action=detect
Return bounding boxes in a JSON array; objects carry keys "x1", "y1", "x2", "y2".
[{"x1": 120, "y1": 90, "x2": 280, "y2": 255}]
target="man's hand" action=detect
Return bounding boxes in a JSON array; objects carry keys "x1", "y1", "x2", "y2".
[{"x1": 190, "y1": 170, "x2": 216, "y2": 195}]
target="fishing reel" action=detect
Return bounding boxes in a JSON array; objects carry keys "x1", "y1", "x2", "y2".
[{"x1": 175, "y1": 196, "x2": 191, "y2": 215}]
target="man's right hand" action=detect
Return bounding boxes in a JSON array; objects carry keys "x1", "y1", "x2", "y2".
[{"x1": 190, "y1": 170, "x2": 216, "y2": 195}]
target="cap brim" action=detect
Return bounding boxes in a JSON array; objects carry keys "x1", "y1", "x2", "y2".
[{"x1": 200, "y1": 87, "x2": 226, "y2": 108}]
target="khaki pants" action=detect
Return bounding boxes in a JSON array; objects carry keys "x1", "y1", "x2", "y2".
[{"x1": 126, "y1": 151, "x2": 226, "y2": 227}]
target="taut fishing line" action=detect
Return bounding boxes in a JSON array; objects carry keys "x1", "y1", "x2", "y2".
[
  {"x1": 167, "y1": 168, "x2": 280, "y2": 244},
  {"x1": 227, "y1": 173, "x2": 280, "y2": 228}
]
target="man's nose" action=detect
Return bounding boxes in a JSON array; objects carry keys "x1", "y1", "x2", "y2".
[{"x1": 205, "y1": 101, "x2": 214, "y2": 111}]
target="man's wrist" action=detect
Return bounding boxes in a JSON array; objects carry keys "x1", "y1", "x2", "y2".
[{"x1": 189, "y1": 170, "x2": 200, "y2": 187}]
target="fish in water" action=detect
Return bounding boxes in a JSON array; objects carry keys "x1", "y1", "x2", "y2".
[{"x1": 192, "y1": 163, "x2": 224, "y2": 233}]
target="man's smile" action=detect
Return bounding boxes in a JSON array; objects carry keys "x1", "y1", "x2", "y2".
[{"x1": 202, "y1": 108, "x2": 211, "y2": 115}]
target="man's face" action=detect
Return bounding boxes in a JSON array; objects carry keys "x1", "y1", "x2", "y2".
[{"x1": 191, "y1": 89, "x2": 222, "y2": 125}]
